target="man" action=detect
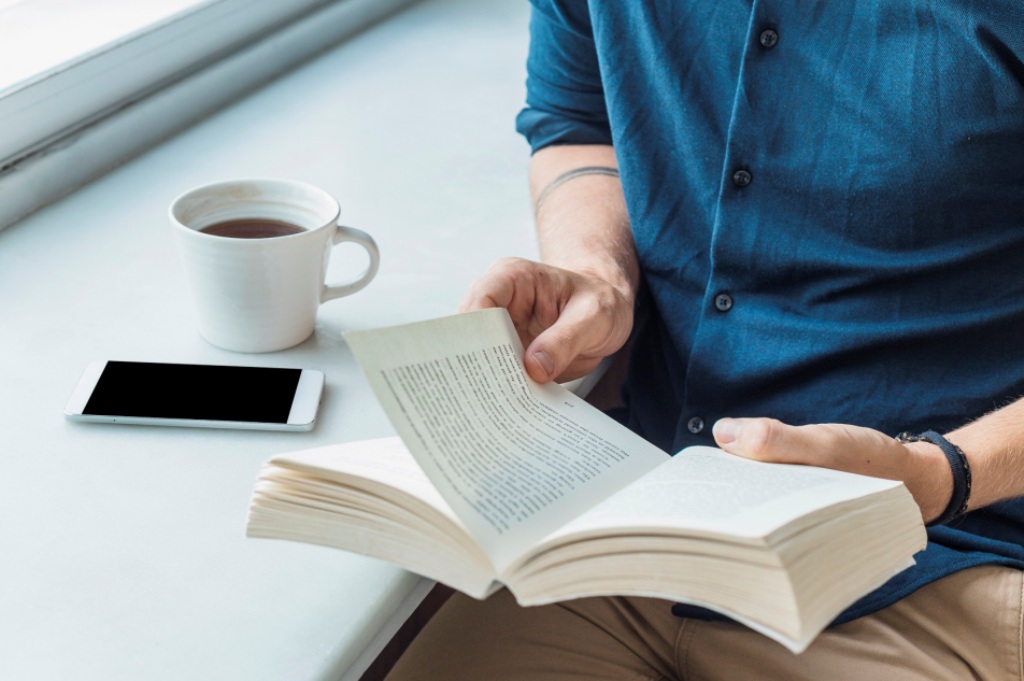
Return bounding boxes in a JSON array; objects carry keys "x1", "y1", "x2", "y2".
[{"x1": 387, "y1": 2, "x2": 1024, "y2": 678}]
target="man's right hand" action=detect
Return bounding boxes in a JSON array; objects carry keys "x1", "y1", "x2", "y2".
[
  {"x1": 465, "y1": 144, "x2": 638, "y2": 384},
  {"x1": 458, "y1": 256, "x2": 634, "y2": 384}
]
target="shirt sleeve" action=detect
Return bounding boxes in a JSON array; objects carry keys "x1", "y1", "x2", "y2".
[{"x1": 515, "y1": 0, "x2": 612, "y2": 153}]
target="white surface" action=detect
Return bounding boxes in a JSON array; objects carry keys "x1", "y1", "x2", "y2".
[{"x1": 0, "y1": 0, "x2": 532, "y2": 678}]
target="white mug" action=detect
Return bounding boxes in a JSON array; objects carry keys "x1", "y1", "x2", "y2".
[{"x1": 169, "y1": 178, "x2": 380, "y2": 353}]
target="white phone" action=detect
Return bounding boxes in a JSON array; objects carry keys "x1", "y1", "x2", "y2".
[{"x1": 64, "y1": 360, "x2": 324, "y2": 432}]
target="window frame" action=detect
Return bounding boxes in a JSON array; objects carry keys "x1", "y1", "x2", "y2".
[{"x1": 0, "y1": 0, "x2": 417, "y2": 231}]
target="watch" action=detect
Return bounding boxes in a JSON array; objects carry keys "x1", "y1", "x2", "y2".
[{"x1": 895, "y1": 430, "x2": 972, "y2": 526}]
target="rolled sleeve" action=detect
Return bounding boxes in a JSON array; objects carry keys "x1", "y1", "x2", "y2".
[{"x1": 515, "y1": 0, "x2": 612, "y2": 152}]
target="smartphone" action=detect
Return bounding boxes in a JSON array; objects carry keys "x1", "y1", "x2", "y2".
[{"x1": 64, "y1": 360, "x2": 324, "y2": 432}]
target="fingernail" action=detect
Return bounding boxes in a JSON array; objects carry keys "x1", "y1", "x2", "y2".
[
  {"x1": 713, "y1": 418, "x2": 740, "y2": 444},
  {"x1": 531, "y1": 350, "x2": 554, "y2": 379}
]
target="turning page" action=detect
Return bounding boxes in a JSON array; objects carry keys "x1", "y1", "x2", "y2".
[{"x1": 345, "y1": 309, "x2": 667, "y2": 571}]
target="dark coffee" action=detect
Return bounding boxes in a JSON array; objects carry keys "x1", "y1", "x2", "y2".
[{"x1": 199, "y1": 218, "x2": 306, "y2": 239}]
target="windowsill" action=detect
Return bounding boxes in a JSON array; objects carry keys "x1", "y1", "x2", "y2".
[
  {"x1": 0, "y1": 0, "x2": 201, "y2": 92},
  {"x1": 0, "y1": 0, "x2": 418, "y2": 231}
]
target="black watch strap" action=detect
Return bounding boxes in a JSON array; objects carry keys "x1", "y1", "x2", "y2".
[{"x1": 895, "y1": 430, "x2": 972, "y2": 526}]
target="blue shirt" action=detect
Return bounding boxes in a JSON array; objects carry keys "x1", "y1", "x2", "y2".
[{"x1": 516, "y1": 0, "x2": 1024, "y2": 624}]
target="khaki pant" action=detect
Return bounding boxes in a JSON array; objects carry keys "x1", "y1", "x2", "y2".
[{"x1": 385, "y1": 566, "x2": 1023, "y2": 681}]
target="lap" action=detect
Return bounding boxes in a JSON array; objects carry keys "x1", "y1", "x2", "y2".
[
  {"x1": 682, "y1": 565, "x2": 1023, "y2": 681},
  {"x1": 385, "y1": 566, "x2": 1023, "y2": 681},
  {"x1": 384, "y1": 587, "x2": 678, "y2": 681}
]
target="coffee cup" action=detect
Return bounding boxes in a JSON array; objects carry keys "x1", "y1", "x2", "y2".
[{"x1": 169, "y1": 178, "x2": 380, "y2": 353}]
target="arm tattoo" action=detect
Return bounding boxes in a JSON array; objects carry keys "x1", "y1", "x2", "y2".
[{"x1": 534, "y1": 166, "x2": 620, "y2": 216}]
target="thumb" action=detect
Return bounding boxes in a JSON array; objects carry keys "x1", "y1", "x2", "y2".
[
  {"x1": 712, "y1": 417, "x2": 810, "y2": 464},
  {"x1": 523, "y1": 303, "x2": 605, "y2": 383},
  {"x1": 523, "y1": 343, "x2": 558, "y2": 383}
]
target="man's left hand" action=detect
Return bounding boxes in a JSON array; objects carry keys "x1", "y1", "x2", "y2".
[{"x1": 713, "y1": 417, "x2": 954, "y2": 524}]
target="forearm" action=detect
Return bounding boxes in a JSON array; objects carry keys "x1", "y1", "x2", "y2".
[
  {"x1": 529, "y1": 144, "x2": 639, "y2": 300},
  {"x1": 946, "y1": 397, "x2": 1024, "y2": 511}
]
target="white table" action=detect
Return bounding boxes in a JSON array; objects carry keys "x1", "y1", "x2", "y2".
[{"x1": 0, "y1": 0, "x2": 532, "y2": 678}]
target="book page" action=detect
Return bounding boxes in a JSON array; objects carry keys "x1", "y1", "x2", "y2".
[
  {"x1": 265, "y1": 436, "x2": 458, "y2": 525},
  {"x1": 248, "y1": 437, "x2": 498, "y2": 595},
  {"x1": 345, "y1": 309, "x2": 667, "y2": 571},
  {"x1": 536, "y1": 446, "x2": 906, "y2": 546}
]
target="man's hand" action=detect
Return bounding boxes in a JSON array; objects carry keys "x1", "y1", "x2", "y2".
[
  {"x1": 463, "y1": 143, "x2": 638, "y2": 384},
  {"x1": 712, "y1": 417, "x2": 954, "y2": 523},
  {"x1": 459, "y1": 257, "x2": 634, "y2": 384}
]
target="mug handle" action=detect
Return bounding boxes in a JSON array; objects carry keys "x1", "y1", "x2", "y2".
[{"x1": 321, "y1": 224, "x2": 381, "y2": 302}]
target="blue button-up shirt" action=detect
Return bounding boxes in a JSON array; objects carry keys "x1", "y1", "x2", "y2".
[{"x1": 516, "y1": 0, "x2": 1024, "y2": 623}]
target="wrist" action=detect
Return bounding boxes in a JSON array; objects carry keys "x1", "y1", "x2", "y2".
[
  {"x1": 579, "y1": 261, "x2": 638, "y2": 302},
  {"x1": 543, "y1": 247, "x2": 638, "y2": 306},
  {"x1": 899, "y1": 439, "x2": 954, "y2": 524},
  {"x1": 896, "y1": 430, "x2": 972, "y2": 525}
]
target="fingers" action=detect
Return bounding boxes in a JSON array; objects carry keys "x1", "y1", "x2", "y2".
[
  {"x1": 459, "y1": 258, "x2": 558, "y2": 333},
  {"x1": 458, "y1": 258, "x2": 529, "y2": 313},
  {"x1": 458, "y1": 258, "x2": 632, "y2": 383}
]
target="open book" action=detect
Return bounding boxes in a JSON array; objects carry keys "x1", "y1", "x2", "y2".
[{"x1": 246, "y1": 309, "x2": 926, "y2": 653}]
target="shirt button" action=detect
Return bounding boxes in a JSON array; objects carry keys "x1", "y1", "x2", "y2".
[
  {"x1": 714, "y1": 293, "x2": 734, "y2": 312},
  {"x1": 687, "y1": 416, "x2": 705, "y2": 434},
  {"x1": 732, "y1": 169, "x2": 752, "y2": 187},
  {"x1": 759, "y1": 29, "x2": 779, "y2": 49}
]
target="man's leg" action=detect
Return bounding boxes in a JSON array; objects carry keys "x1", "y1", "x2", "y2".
[
  {"x1": 386, "y1": 566, "x2": 1023, "y2": 681},
  {"x1": 384, "y1": 587, "x2": 682, "y2": 681},
  {"x1": 680, "y1": 565, "x2": 1024, "y2": 681}
]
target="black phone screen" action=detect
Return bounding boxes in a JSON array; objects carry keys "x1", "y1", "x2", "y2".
[{"x1": 83, "y1": 361, "x2": 302, "y2": 423}]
